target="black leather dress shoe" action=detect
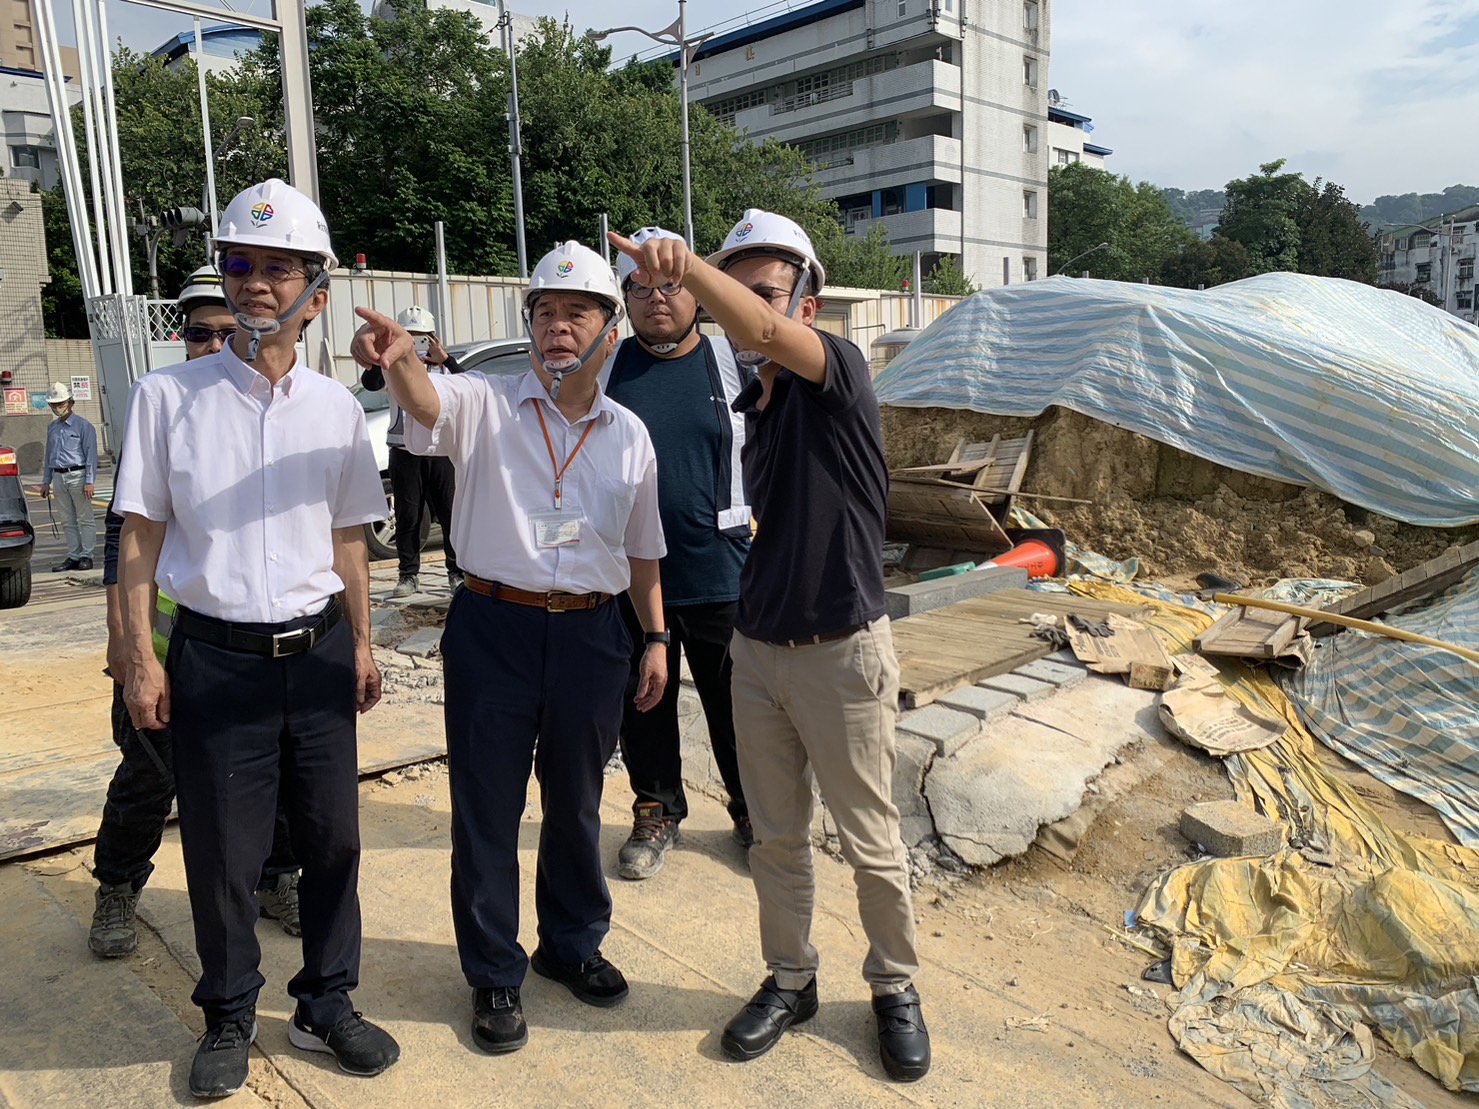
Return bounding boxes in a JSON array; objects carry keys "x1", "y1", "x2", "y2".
[
  {"x1": 472, "y1": 987, "x2": 527, "y2": 1053},
  {"x1": 530, "y1": 947, "x2": 629, "y2": 1007},
  {"x1": 720, "y1": 976, "x2": 818, "y2": 1061},
  {"x1": 874, "y1": 985, "x2": 930, "y2": 1081},
  {"x1": 51, "y1": 557, "x2": 78, "y2": 572}
]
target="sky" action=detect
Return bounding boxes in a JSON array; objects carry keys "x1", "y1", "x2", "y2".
[{"x1": 77, "y1": 0, "x2": 1479, "y2": 205}]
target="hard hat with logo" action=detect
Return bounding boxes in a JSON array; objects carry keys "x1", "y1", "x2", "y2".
[
  {"x1": 214, "y1": 178, "x2": 338, "y2": 270},
  {"x1": 397, "y1": 305, "x2": 437, "y2": 333},
  {"x1": 177, "y1": 265, "x2": 227, "y2": 317},
  {"x1": 525, "y1": 241, "x2": 624, "y2": 323},
  {"x1": 616, "y1": 226, "x2": 686, "y2": 287},
  {"x1": 46, "y1": 381, "x2": 73, "y2": 404},
  {"x1": 707, "y1": 209, "x2": 825, "y2": 294}
]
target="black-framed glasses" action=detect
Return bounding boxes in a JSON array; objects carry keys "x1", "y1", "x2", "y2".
[
  {"x1": 182, "y1": 326, "x2": 237, "y2": 344},
  {"x1": 746, "y1": 285, "x2": 796, "y2": 304},
  {"x1": 220, "y1": 255, "x2": 307, "y2": 283},
  {"x1": 628, "y1": 282, "x2": 683, "y2": 300}
]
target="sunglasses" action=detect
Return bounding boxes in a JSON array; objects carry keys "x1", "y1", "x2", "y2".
[
  {"x1": 220, "y1": 255, "x2": 308, "y2": 283},
  {"x1": 182, "y1": 326, "x2": 237, "y2": 344},
  {"x1": 628, "y1": 282, "x2": 684, "y2": 300}
]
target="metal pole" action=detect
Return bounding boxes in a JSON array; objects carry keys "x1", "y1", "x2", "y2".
[
  {"x1": 911, "y1": 251, "x2": 922, "y2": 327},
  {"x1": 70, "y1": 0, "x2": 111, "y2": 294},
  {"x1": 94, "y1": 0, "x2": 135, "y2": 295},
  {"x1": 434, "y1": 220, "x2": 452, "y2": 339},
  {"x1": 500, "y1": 0, "x2": 529, "y2": 278},
  {"x1": 599, "y1": 213, "x2": 609, "y2": 265},
  {"x1": 194, "y1": 17, "x2": 220, "y2": 248},
  {"x1": 34, "y1": 0, "x2": 99, "y2": 298},
  {"x1": 275, "y1": 0, "x2": 321, "y2": 203},
  {"x1": 678, "y1": 0, "x2": 694, "y2": 249}
]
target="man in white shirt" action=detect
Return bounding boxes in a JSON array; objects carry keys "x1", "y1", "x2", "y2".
[
  {"x1": 115, "y1": 179, "x2": 401, "y2": 1099},
  {"x1": 350, "y1": 241, "x2": 668, "y2": 1056}
]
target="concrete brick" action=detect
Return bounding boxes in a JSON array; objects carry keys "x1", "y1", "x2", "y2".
[
  {"x1": 892, "y1": 733, "x2": 936, "y2": 819},
  {"x1": 978, "y1": 673, "x2": 1055, "y2": 702},
  {"x1": 1180, "y1": 801, "x2": 1284, "y2": 857},
  {"x1": 1015, "y1": 658, "x2": 1086, "y2": 690},
  {"x1": 370, "y1": 608, "x2": 408, "y2": 646},
  {"x1": 396, "y1": 627, "x2": 443, "y2": 658},
  {"x1": 896, "y1": 704, "x2": 981, "y2": 757},
  {"x1": 936, "y1": 686, "x2": 1020, "y2": 721},
  {"x1": 886, "y1": 565, "x2": 1029, "y2": 621}
]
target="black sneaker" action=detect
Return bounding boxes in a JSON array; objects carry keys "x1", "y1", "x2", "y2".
[
  {"x1": 530, "y1": 947, "x2": 629, "y2": 1007},
  {"x1": 617, "y1": 802, "x2": 680, "y2": 880},
  {"x1": 256, "y1": 872, "x2": 302, "y2": 937},
  {"x1": 472, "y1": 986, "x2": 527, "y2": 1053},
  {"x1": 189, "y1": 1015, "x2": 256, "y2": 1098},
  {"x1": 288, "y1": 1011, "x2": 400, "y2": 1076},
  {"x1": 88, "y1": 881, "x2": 140, "y2": 957}
]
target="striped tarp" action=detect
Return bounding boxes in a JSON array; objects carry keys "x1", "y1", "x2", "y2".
[
  {"x1": 874, "y1": 273, "x2": 1479, "y2": 526},
  {"x1": 1282, "y1": 567, "x2": 1479, "y2": 845}
]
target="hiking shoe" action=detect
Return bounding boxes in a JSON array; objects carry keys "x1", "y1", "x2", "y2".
[
  {"x1": 88, "y1": 881, "x2": 140, "y2": 958},
  {"x1": 732, "y1": 813, "x2": 755, "y2": 850},
  {"x1": 257, "y1": 872, "x2": 302, "y2": 937},
  {"x1": 472, "y1": 986, "x2": 527, "y2": 1053},
  {"x1": 288, "y1": 1011, "x2": 400, "y2": 1076},
  {"x1": 189, "y1": 1015, "x2": 256, "y2": 1098},
  {"x1": 617, "y1": 802, "x2": 680, "y2": 880},
  {"x1": 392, "y1": 575, "x2": 419, "y2": 598},
  {"x1": 530, "y1": 947, "x2": 629, "y2": 1007}
]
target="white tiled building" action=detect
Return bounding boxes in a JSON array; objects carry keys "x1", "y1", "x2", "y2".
[
  {"x1": 1, "y1": 64, "x2": 80, "y2": 190},
  {"x1": 1045, "y1": 99, "x2": 1110, "y2": 170},
  {"x1": 688, "y1": 0, "x2": 1052, "y2": 287},
  {"x1": 1379, "y1": 206, "x2": 1479, "y2": 324}
]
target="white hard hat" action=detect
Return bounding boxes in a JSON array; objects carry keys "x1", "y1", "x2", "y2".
[
  {"x1": 47, "y1": 381, "x2": 73, "y2": 404},
  {"x1": 525, "y1": 241, "x2": 624, "y2": 323},
  {"x1": 177, "y1": 265, "x2": 227, "y2": 315},
  {"x1": 397, "y1": 305, "x2": 437, "y2": 333},
  {"x1": 707, "y1": 208, "x2": 825, "y2": 294},
  {"x1": 617, "y1": 226, "x2": 685, "y2": 285},
  {"x1": 215, "y1": 178, "x2": 338, "y2": 270}
]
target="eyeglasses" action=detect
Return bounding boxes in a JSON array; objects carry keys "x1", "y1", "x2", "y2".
[
  {"x1": 182, "y1": 326, "x2": 237, "y2": 344},
  {"x1": 220, "y1": 255, "x2": 308, "y2": 283},
  {"x1": 628, "y1": 282, "x2": 683, "y2": 301},
  {"x1": 747, "y1": 285, "x2": 796, "y2": 304}
]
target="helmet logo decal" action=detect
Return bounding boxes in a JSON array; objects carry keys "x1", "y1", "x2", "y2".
[
  {"x1": 555, "y1": 260, "x2": 574, "y2": 276},
  {"x1": 250, "y1": 202, "x2": 274, "y2": 226},
  {"x1": 734, "y1": 221, "x2": 754, "y2": 241}
]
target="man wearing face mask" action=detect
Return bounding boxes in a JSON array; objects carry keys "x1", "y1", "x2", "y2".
[
  {"x1": 602, "y1": 226, "x2": 754, "y2": 881},
  {"x1": 350, "y1": 240, "x2": 668, "y2": 1056},
  {"x1": 610, "y1": 210, "x2": 930, "y2": 1084},
  {"x1": 359, "y1": 306, "x2": 465, "y2": 596}
]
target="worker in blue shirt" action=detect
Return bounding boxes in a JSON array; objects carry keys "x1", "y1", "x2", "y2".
[{"x1": 40, "y1": 381, "x2": 99, "y2": 571}]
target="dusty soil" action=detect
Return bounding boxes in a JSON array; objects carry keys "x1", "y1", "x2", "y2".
[{"x1": 881, "y1": 406, "x2": 1479, "y2": 585}]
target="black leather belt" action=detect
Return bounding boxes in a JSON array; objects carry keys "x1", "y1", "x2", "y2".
[
  {"x1": 772, "y1": 623, "x2": 866, "y2": 649},
  {"x1": 52, "y1": 465, "x2": 86, "y2": 473},
  {"x1": 174, "y1": 596, "x2": 341, "y2": 658}
]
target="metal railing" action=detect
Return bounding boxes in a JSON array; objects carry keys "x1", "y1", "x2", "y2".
[{"x1": 772, "y1": 82, "x2": 854, "y2": 115}]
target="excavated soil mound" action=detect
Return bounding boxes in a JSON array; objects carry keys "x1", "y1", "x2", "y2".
[{"x1": 880, "y1": 406, "x2": 1479, "y2": 585}]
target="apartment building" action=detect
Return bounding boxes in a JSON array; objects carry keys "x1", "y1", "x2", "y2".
[
  {"x1": 1046, "y1": 95, "x2": 1110, "y2": 169},
  {"x1": 1379, "y1": 206, "x2": 1479, "y2": 324},
  {"x1": 688, "y1": 0, "x2": 1051, "y2": 287}
]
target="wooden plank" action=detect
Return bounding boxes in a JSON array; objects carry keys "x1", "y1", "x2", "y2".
[
  {"x1": 1308, "y1": 539, "x2": 1479, "y2": 636},
  {"x1": 1195, "y1": 605, "x2": 1305, "y2": 658}
]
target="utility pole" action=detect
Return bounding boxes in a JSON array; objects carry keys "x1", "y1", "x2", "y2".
[{"x1": 497, "y1": 0, "x2": 529, "y2": 278}]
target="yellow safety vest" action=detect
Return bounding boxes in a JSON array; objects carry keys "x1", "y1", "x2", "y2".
[{"x1": 153, "y1": 592, "x2": 178, "y2": 666}]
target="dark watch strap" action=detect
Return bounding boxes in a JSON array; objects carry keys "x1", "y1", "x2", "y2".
[{"x1": 644, "y1": 631, "x2": 672, "y2": 645}]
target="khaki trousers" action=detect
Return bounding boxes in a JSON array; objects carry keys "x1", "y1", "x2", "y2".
[{"x1": 730, "y1": 617, "x2": 919, "y2": 995}]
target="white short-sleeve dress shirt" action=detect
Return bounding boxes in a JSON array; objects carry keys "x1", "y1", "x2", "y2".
[
  {"x1": 403, "y1": 370, "x2": 665, "y2": 595},
  {"x1": 113, "y1": 346, "x2": 388, "y2": 623}
]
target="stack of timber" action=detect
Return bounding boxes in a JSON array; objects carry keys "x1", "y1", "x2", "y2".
[
  {"x1": 1306, "y1": 538, "x2": 1479, "y2": 637},
  {"x1": 885, "y1": 434, "x2": 1034, "y2": 557}
]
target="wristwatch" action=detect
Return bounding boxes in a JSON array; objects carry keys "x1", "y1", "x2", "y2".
[{"x1": 644, "y1": 631, "x2": 672, "y2": 645}]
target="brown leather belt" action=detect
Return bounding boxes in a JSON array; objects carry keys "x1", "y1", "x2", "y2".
[{"x1": 463, "y1": 573, "x2": 611, "y2": 613}]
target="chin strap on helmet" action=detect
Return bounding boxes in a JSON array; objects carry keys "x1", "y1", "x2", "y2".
[
  {"x1": 644, "y1": 308, "x2": 700, "y2": 357},
  {"x1": 730, "y1": 271, "x2": 812, "y2": 370},
  {"x1": 222, "y1": 268, "x2": 331, "y2": 362},
  {"x1": 524, "y1": 301, "x2": 620, "y2": 402}
]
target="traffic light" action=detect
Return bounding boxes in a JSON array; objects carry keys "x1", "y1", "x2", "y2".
[{"x1": 163, "y1": 206, "x2": 209, "y2": 247}]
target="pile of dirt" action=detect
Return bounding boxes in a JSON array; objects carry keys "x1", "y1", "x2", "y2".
[{"x1": 880, "y1": 406, "x2": 1478, "y2": 585}]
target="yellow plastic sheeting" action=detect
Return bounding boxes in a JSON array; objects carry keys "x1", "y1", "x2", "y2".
[{"x1": 1068, "y1": 582, "x2": 1479, "y2": 1095}]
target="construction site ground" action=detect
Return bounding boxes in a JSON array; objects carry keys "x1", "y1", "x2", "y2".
[{"x1": 2, "y1": 568, "x2": 1467, "y2": 1108}]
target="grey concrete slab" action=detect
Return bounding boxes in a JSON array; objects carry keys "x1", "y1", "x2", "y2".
[
  {"x1": 897, "y1": 704, "x2": 981, "y2": 756},
  {"x1": 370, "y1": 607, "x2": 410, "y2": 646},
  {"x1": 978, "y1": 672, "x2": 1055, "y2": 701},
  {"x1": 893, "y1": 733, "x2": 936, "y2": 822},
  {"x1": 397, "y1": 627, "x2": 443, "y2": 657},
  {"x1": 1015, "y1": 658, "x2": 1087, "y2": 690},
  {"x1": 936, "y1": 685, "x2": 1021, "y2": 722},
  {"x1": 886, "y1": 565, "x2": 1028, "y2": 621},
  {"x1": 927, "y1": 678, "x2": 1162, "y2": 866}
]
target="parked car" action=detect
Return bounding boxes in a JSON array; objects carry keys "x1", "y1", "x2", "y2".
[
  {"x1": 0, "y1": 444, "x2": 36, "y2": 608},
  {"x1": 353, "y1": 337, "x2": 534, "y2": 561}
]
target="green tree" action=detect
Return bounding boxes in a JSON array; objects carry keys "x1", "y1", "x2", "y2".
[
  {"x1": 923, "y1": 254, "x2": 975, "y2": 296},
  {"x1": 809, "y1": 222, "x2": 905, "y2": 290},
  {"x1": 1047, "y1": 162, "x2": 1192, "y2": 281},
  {"x1": 1217, "y1": 158, "x2": 1311, "y2": 273},
  {"x1": 1158, "y1": 234, "x2": 1251, "y2": 289},
  {"x1": 40, "y1": 184, "x2": 87, "y2": 337},
  {"x1": 1295, "y1": 179, "x2": 1378, "y2": 282}
]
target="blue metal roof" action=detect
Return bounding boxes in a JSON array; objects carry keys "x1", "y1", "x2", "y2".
[
  {"x1": 690, "y1": 0, "x2": 866, "y2": 64},
  {"x1": 1083, "y1": 143, "x2": 1113, "y2": 156},
  {"x1": 1048, "y1": 106, "x2": 1092, "y2": 126},
  {"x1": 1, "y1": 63, "x2": 71, "y2": 81},
  {"x1": 150, "y1": 24, "x2": 259, "y2": 62}
]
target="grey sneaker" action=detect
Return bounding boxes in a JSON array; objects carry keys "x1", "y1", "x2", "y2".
[
  {"x1": 88, "y1": 882, "x2": 140, "y2": 957},
  {"x1": 392, "y1": 575, "x2": 419, "y2": 597},
  {"x1": 617, "y1": 802, "x2": 680, "y2": 880},
  {"x1": 257, "y1": 872, "x2": 302, "y2": 937}
]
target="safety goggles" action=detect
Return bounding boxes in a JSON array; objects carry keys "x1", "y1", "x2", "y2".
[
  {"x1": 182, "y1": 326, "x2": 237, "y2": 344},
  {"x1": 220, "y1": 255, "x2": 308, "y2": 283}
]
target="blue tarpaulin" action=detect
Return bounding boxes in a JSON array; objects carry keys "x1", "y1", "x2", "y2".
[{"x1": 874, "y1": 274, "x2": 1479, "y2": 526}]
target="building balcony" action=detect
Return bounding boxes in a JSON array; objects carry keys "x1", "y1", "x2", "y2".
[
  {"x1": 727, "y1": 60, "x2": 962, "y2": 147},
  {"x1": 848, "y1": 208, "x2": 963, "y2": 253},
  {"x1": 812, "y1": 135, "x2": 962, "y2": 194}
]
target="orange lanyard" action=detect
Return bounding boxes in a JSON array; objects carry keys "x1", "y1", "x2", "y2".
[{"x1": 534, "y1": 403, "x2": 596, "y2": 509}]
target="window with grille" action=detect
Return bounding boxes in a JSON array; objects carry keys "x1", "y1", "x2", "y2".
[
  {"x1": 707, "y1": 89, "x2": 767, "y2": 125},
  {"x1": 797, "y1": 123, "x2": 896, "y2": 163}
]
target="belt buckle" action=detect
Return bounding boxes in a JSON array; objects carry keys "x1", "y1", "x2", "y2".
[
  {"x1": 271, "y1": 626, "x2": 314, "y2": 658},
  {"x1": 546, "y1": 593, "x2": 569, "y2": 613}
]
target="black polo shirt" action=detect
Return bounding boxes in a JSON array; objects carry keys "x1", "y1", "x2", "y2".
[{"x1": 731, "y1": 331, "x2": 887, "y2": 643}]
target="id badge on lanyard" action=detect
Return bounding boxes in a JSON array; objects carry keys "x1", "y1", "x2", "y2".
[{"x1": 533, "y1": 403, "x2": 595, "y2": 548}]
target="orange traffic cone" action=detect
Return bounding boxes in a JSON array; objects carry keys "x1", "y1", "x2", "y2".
[{"x1": 983, "y1": 528, "x2": 1065, "y2": 578}]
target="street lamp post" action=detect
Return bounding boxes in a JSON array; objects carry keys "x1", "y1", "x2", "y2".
[
  {"x1": 1414, "y1": 223, "x2": 1455, "y2": 313},
  {"x1": 1055, "y1": 241, "x2": 1110, "y2": 276},
  {"x1": 591, "y1": 0, "x2": 712, "y2": 249}
]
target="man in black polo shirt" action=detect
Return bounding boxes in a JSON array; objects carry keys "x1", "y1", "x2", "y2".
[{"x1": 609, "y1": 212, "x2": 931, "y2": 1083}]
